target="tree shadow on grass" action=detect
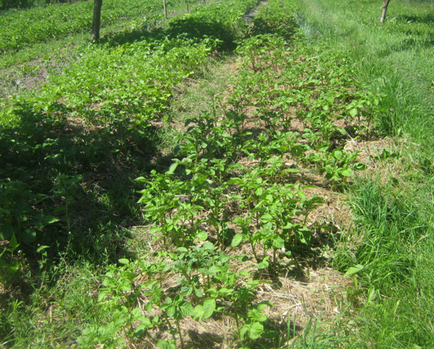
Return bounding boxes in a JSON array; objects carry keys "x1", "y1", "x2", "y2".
[
  {"x1": 99, "y1": 12, "x2": 241, "y2": 52},
  {"x1": 0, "y1": 99, "x2": 174, "y2": 294},
  {"x1": 396, "y1": 13, "x2": 434, "y2": 25}
]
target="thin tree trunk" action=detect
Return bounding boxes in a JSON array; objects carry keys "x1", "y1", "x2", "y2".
[
  {"x1": 91, "y1": 0, "x2": 103, "y2": 42},
  {"x1": 380, "y1": 0, "x2": 391, "y2": 23},
  {"x1": 163, "y1": 0, "x2": 167, "y2": 18}
]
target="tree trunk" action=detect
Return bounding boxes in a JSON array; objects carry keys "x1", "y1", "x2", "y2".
[
  {"x1": 163, "y1": 0, "x2": 167, "y2": 19},
  {"x1": 91, "y1": 0, "x2": 103, "y2": 42},
  {"x1": 380, "y1": 0, "x2": 391, "y2": 23}
]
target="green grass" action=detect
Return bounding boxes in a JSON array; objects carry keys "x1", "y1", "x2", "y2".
[
  {"x1": 295, "y1": 0, "x2": 434, "y2": 347},
  {"x1": 332, "y1": 173, "x2": 434, "y2": 347},
  {"x1": 1, "y1": 260, "x2": 103, "y2": 347}
]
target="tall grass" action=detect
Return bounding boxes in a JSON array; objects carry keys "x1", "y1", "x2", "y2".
[
  {"x1": 295, "y1": 0, "x2": 434, "y2": 347},
  {"x1": 334, "y1": 175, "x2": 434, "y2": 347}
]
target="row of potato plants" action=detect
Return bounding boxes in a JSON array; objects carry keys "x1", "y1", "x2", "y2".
[
  {"x1": 0, "y1": 35, "x2": 217, "y2": 249},
  {"x1": 32, "y1": 0, "x2": 259, "y2": 130},
  {"x1": 80, "y1": 4, "x2": 382, "y2": 346},
  {"x1": 0, "y1": 0, "x2": 177, "y2": 53},
  {"x1": 0, "y1": 0, "x2": 259, "y2": 343},
  {"x1": 0, "y1": 0, "x2": 380, "y2": 346},
  {"x1": 231, "y1": 32, "x2": 378, "y2": 182},
  {"x1": 0, "y1": 0, "x2": 260, "y2": 294}
]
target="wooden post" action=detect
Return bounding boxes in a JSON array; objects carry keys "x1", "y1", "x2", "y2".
[
  {"x1": 380, "y1": 0, "x2": 391, "y2": 23},
  {"x1": 91, "y1": 0, "x2": 103, "y2": 42}
]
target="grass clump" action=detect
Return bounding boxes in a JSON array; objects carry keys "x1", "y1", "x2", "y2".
[{"x1": 333, "y1": 172, "x2": 434, "y2": 348}]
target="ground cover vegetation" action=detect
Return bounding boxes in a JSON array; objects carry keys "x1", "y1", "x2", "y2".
[
  {"x1": 0, "y1": 0, "x2": 84, "y2": 11},
  {"x1": 0, "y1": 0, "x2": 214, "y2": 97},
  {"x1": 0, "y1": 0, "x2": 163, "y2": 54},
  {"x1": 0, "y1": 0, "x2": 432, "y2": 348}
]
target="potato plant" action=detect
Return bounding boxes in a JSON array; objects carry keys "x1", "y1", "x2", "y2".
[
  {"x1": 0, "y1": 0, "x2": 378, "y2": 346},
  {"x1": 0, "y1": 0, "x2": 257, "y2": 289},
  {"x1": 0, "y1": 0, "x2": 165, "y2": 53}
]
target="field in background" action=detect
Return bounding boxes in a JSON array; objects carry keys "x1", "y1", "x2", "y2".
[
  {"x1": 1, "y1": 0, "x2": 434, "y2": 347},
  {"x1": 0, "y1": 0, "x2": 219, "y2": 98}
]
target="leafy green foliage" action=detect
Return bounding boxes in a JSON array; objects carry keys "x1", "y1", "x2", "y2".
[
  {"x1": 42, "y1": 36, "x2": 218, "y2": 126},
  {"x1": 297, "y1": 0, "x2": 434, "y2": 346},
  {"x1": 0, "y1": 233, "x2": 21, "y2": 284},
  {"x1": 128, "y1": 3, "x2": 372, "y2": 344},
  {"x1": 0, "y1": 0, "x2": 33, "y2": 10},
  {"x1": 0, "y1": 32, "x2": 222, "y2": 268},
  {"x1": 0, "y1": 0, "x2": 163, "y2": 53}
]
